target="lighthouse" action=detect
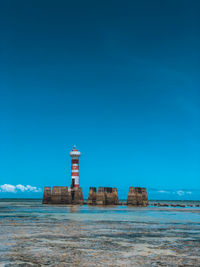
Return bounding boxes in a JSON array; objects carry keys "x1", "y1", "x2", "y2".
[{"x1": 70, "y1": 145, "x2": 81, "y2": 189}]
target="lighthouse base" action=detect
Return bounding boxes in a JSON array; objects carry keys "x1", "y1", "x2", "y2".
[{"x1": 42, "y1": 186, "x2": 83, "y2": 205}]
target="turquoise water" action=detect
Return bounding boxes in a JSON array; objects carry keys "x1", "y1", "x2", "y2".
[{"x1": 0, "y1": 199, "x2": 200, "y2": 266}]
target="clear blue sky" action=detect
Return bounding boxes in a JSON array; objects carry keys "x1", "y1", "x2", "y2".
[{"x1": 0, "y1": 0, "x2": 200, "y2": 199}]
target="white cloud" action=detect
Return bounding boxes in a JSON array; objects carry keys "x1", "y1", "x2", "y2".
[
  {"x1": 176, "y1": 190, "x2": 185, "y2": 196},
  {"x1": 176, "y1": 190, "x2": 192, "y2": 196},
  {"x1": 0, "y1": 184, "x2": 16, "y2": 193},
  {"x1": 16, "y1": 184, "x2": 27, "y2": 192},
  {"x1": 0, "y1": 184, "x2": 41, "y2": 193},
  {"x1": 26, "y1": 185, "x2": 41, "y2": 192},
  {"x1": 156, "y1": 189, "x2": 193, "y2": 196},
  {"x1": 158, "y1": 190, "x2": 170, "y2": 194}
]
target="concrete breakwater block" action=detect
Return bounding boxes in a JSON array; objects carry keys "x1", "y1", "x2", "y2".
[
  {"x1": 42, "y1": 186, "x2": 83, "y2": 205},
  {"x1": 127, "y1": 187, "x2": 148, "y2": 206},
  {"x1": 88, "y1": 187, "x2": 119, "y2": 205},
  {"x1": 43, "y1": 186, "x2": 148, "y2": 206},
  {"x1": 87, "y1": 187, "x2": 97, "y2": 205}
]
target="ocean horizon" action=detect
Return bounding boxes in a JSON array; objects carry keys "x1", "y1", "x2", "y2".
[
  {"x1": 1, "y1": 187, "x2": 200, "y2": 202},
  {"x1": 1, "y1": 197, "x2": 200, "y2": 202}
]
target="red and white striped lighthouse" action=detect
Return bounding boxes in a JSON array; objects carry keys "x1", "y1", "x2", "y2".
[{"x1": 70, "y1": 145, "x2": 81, "y2": 189}]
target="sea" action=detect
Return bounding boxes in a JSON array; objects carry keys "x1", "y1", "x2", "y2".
[{"x1": 0, "y1": 199, "x2": 200, "y2": 267}]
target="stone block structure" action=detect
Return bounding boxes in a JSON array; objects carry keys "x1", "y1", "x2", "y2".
[
  {"x1": 88, "y1": 187, "x2": 119, "y2": 205},
  {"x1": 127, "y1": 187, "x2": 148, "y2": 206},
  {"x1": 51, "y1": 186, "x2": 71, "y2": 204},
  {"x1": 42, "y1": 187, "x2": 52, "y2": 204},
  {"x1": 88, "y1": 187, "x2": 97, "y2": 205},
  {"x1": 42, "y1": 186, "x2": 83, "y2": 205},
  {"x1": 43, "y1": 185, "x2": 148, "y2": 206},
  {"x1": 71, "y1": 188, "x2": 84, "y2": 205}
]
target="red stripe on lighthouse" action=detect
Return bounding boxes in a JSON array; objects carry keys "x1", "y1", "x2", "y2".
[
  {"x1": 72, "y1": 159, "x2": 79, "y2": 164},
  {"x1": 71, "y1": 172, "x2": 79, "y2": 176}
]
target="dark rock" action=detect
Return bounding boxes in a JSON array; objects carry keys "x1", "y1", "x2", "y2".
[{"x1": 159, "y1": 204, "x2": 169, "y2": 207}]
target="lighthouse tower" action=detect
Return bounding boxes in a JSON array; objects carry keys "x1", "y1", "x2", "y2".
[{"x1": 70, "y1": 145, "x2": 81, "y2": 189}]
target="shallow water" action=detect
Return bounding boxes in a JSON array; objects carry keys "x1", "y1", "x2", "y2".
[{"x1": 0, "y1": 199, "x2": 200, "y2": 266}]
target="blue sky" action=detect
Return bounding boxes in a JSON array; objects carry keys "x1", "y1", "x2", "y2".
[{"x1": 0, "y1": 0, "x2": 200, "y2": 199}]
